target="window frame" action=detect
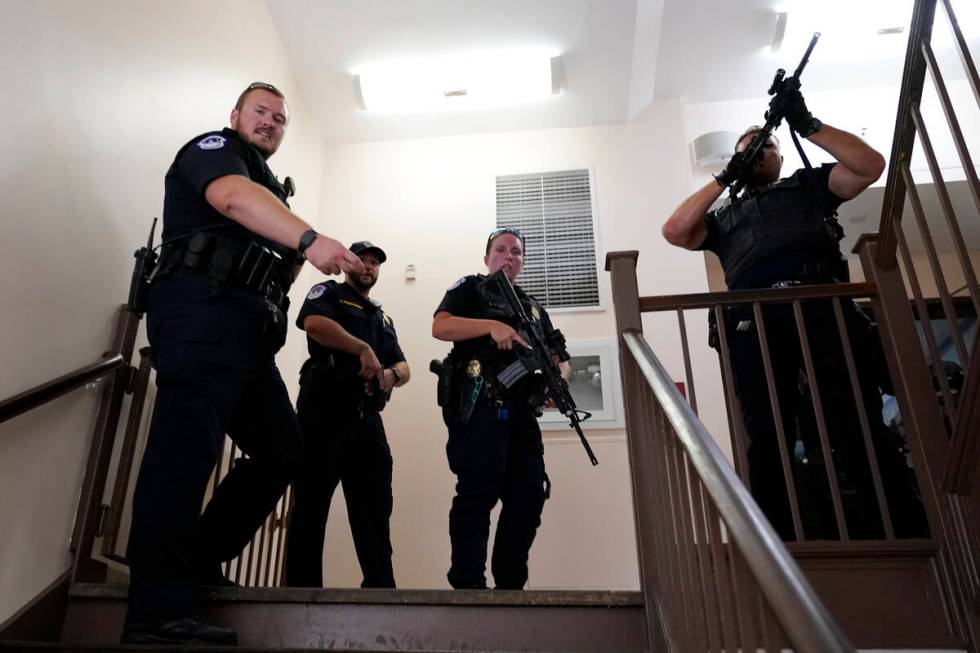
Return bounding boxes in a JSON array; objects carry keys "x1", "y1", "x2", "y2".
[{"x1": 495, "y1": 166, "x2": 606, "y2": 313}]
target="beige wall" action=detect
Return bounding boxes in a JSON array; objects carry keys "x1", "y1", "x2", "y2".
[
  {"x1": 0, "y1": 0, "x2": 323, "y2": 622},
  {"x1": 0, "y1": 0, "x2": 776, "y2": 613},
  {"x1": 304, "y1": 100, "x2": 730, "y2": 589}
]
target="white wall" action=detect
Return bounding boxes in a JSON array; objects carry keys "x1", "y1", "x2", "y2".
[
  {"x1": 0, "y1": 0, "x2": 323, "y2": 622},
  {"x1": 303, "y1": 99, "x2": 731, "y2": 590}
]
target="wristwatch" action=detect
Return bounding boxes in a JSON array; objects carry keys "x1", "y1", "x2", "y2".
[
  {"x1": 389, "y1": 367, "x2": 402, "y2": 383},
  {"x1": 296, "y1": 229, "x2": 319, "y2": 260}
]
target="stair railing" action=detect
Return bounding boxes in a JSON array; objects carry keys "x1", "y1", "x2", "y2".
[
  {"x1": 854, "y1": 0, "x2": 980, "y2": 646},
  {"x1": 607, "y1": 252, "x2": 854, "y2": 653},
  {"x1": 1, "y1": 301, "x2": 290, "y2": 594}
]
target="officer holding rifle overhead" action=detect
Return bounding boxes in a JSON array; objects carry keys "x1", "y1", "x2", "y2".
[{"x1": 660, "y1": 45, "x2": 927, "y2": 541}]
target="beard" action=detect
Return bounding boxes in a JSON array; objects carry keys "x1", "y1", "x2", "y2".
[
  {"x1": 348, "y1": 272, "x2": 377, "y2": 294},
  {"x1": 243, "y1": 131, "x2": 276, "y2": 159},
  {"x1": 231, "y1": 119, "x2": 277, "y2": 159},
  {"x1": 748, "y1": 166, "x2": 779, "y2": 188}
]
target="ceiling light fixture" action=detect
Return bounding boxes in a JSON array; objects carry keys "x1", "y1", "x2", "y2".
[
  {"x1": 768, "y1": 0, "x2": 915, "y2": 59},
  {"x1": 770, "y1": 12, "x2": 788, "y2": 52},
  {"x1": 352, "y1": 47, "x2": 562, "y2": 114}
]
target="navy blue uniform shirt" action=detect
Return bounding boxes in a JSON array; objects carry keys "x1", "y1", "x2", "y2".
[
  {"x1": 698, "y1": 163, "x2": 847, "y2": 289},
  {"x1": 298, "y1": 280, "x2": 405, "y2": 375},
  {"x1": 162, "y1": 127, "x2": 297, "y2": 264},
  {"x1": 435, "y1": 274, "x2": 557, "y2": 367}
]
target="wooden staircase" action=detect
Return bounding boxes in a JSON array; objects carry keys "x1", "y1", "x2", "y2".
[
  {"x1": 2, "y1": 1, "x2": 977, "y2": 651},
  {"x1": 2, "y1": 582, "x2": 646, "y2": 652}
]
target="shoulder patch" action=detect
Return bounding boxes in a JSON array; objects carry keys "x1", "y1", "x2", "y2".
[
  {"x1": 197, "y1": 135, "x2": 226, "y2": 151},
  {"x1": 446, "y1": 276, "x2": 469, "y2": 292},
  {"x1": 306, "y1": 284, "x2": 326, "y2": 301}
]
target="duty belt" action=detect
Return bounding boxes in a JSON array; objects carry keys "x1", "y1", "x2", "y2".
[{"x1": 156, "y1": 232, "x2": 292, "y2": 308}]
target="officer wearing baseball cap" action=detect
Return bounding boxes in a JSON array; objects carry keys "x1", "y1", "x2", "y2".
[
  {"x1": 349, "y1": 240, "x2": 387, "y2": 263},
  {"x1": 285, "y1": 240, "x2": 409, "y2": 588}
]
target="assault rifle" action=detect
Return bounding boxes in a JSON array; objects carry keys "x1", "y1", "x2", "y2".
[
  {"x1": 481, "y1": 270, "x2": 599, "y2": 466},
  {"x1": 728, "y1": 32, "x2": 820, "y2": 200}
]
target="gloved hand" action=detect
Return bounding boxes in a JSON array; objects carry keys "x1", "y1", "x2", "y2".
[
  {"x1": 714, "y1": 150, "x2": 756, "y2": 187},
  {"x1": 768, "y1": 86, "x2": 821, "y2": 137}
]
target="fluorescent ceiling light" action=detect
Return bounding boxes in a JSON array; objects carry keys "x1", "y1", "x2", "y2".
[
  {"x1": 352, "y1": 48, "x2": 561, "y2": 114},
  {"x1": 768, "y1": 0, "x2": 978, "y2": 60},
  {"x1": 770, "y1": 12, "x2": 788, "y2": 52},
  {"x1": 768, "y1": 0, "x2": 914, "y2": 60}
]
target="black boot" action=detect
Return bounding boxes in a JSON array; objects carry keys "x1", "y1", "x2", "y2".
[{"x1": 121, "y1": 615, "x2": 238, "y2": 645}]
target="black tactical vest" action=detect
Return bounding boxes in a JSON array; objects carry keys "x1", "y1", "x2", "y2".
[{"x1": 710, "y1": 173, "x2": 843, "y2": 289}]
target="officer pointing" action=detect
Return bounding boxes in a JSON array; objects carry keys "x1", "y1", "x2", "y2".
[{"x1": 123, "y1": 82, "x2": 361, "y2": 646}]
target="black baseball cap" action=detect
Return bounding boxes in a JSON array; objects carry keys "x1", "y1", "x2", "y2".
[{"x1": 350, "y1": 241, "x2": 387, "y2": 263}]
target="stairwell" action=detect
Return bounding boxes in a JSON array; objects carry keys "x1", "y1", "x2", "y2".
[{"x1": 2, "y1": 0, "x2": 979, "y2": 651}]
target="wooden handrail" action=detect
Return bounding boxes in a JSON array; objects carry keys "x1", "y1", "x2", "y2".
[
  {"x1": 875, "y1": 0, "x2": 936, "y2": 268},
  {"x1": 0, "y1": 354, "x2": 126, "y2": 425},
  {"x1": 639, "y1": 282, "x2": 877, "y2": 312},
  {"x1": 622, "y1": 330, "x2": 854, "y2": 653}
]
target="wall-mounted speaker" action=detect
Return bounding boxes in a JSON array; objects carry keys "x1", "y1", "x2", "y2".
[{"x1": 693, "y1": 131, "x2": 739, "y2": 167}]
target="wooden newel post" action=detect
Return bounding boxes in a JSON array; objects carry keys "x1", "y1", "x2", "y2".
[{"x1": 605, "y1": 250, "x2": 670, "y2": 651}]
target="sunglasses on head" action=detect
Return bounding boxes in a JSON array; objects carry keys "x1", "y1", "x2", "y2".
[
  {"x1": 486, "y1": 227, "x2": 526, "y2": 253},
  {"x1": 245, "y1": 81, "x2": 284, "y2": 98}
]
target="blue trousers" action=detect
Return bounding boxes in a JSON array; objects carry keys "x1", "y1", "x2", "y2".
[
  {"x1": 285, "y1": 372, "x2": 395, "y2": 588},
  {"x1": 444, "y1": 399, "x2": 547, "y2": 589},
  {"x1": 126, "y1": 272, "x2": 301, "y2": 622}
]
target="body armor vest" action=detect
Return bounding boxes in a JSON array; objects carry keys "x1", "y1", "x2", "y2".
[{"x1": 712, "y1": 174, "x2": 843, "y2": 288}]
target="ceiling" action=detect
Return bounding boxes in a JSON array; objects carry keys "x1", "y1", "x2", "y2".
[
  {"x1": 265, "y1": 0, "x2": 638, "y2": 145},
  {"x1": 265, "y1": 0, "x2": 978, "y2": 146}
]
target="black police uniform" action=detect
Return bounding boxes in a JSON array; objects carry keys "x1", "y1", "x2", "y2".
[
  {"x1": 125, "y1": 128, "x2": 303, "y2": 625},
  {"x1": 699, "y1": 163, "x2": 926, "y2": 540},
  {"x1": 435, "y1": 274, "x2": 555, "y2": 589},
  {"x1": 285, "y1": 280, "x2": 405, "y2": 588}
]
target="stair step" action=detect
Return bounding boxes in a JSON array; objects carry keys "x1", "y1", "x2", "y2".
[
  {"x1": 0, "y1": 643, "x2": 520, "y2": 653},
  {"x1": 60, "y1": 584, "x2": 646, "y2": 652}
]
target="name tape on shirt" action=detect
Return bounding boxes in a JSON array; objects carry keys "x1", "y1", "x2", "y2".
[
  {"x1": 446, "y1": 276, "x2": 467, "y2": 291},
  {"x1": 197, "y1": 135, "x2": 227, "y2": 151}
]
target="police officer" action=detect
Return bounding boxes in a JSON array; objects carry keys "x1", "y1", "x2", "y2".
[
  {"x1": 285, "y1": 241, "x2": 409, "y2": 589},
  {"x1": 661, "y1": 88, "x2": 927, "y2": 540},
  {"x1": 123, "y1": 82, "x2": 364, "y2": 645},
  {"x1": 432, "y1": 228, "x2": 571, "y2": 590}
]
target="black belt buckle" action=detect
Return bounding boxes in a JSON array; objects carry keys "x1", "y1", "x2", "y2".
[{"x1": 772, "y1": 280, "x2": 802, "y2": 289}]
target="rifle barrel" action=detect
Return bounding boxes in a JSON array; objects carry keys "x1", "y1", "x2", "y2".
[
  {"x1": 792, "y1": 32, "x2": 820, "y2": 78},
  {"x1": 571, "y1": 416, "x2": 599, "y2": 466}
]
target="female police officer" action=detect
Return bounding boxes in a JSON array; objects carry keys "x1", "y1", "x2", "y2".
[{"x1": 432, "y1": 228, "x2": 570, "y2": 590}]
